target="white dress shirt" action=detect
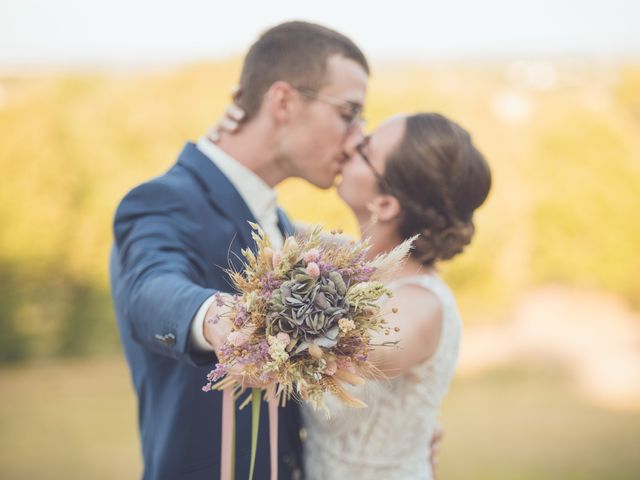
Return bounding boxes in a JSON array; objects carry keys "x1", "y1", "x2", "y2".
[{"x1": 189, "y1": 136, "x2": 284, "y2": 351}]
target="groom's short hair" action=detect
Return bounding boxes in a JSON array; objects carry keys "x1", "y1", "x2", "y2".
[{"x1": 237, "y1": 21, "x2": 369, "y2": 120}]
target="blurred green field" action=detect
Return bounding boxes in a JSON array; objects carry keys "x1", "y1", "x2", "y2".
[
  {"x1": 1, "y1": 59, "x2": 639, "y2": 362},
  {"x1": 1, "y1": 356, "x2": 638, "y2": 479}
]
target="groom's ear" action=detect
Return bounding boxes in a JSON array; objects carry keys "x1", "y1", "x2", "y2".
[{"x1": 265, "y1": 81, "x2": 297, "y2": 125}]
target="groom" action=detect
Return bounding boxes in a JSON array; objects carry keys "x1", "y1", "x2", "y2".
[{"x1": 110, "y1": 21, "x2": 369, "y2": 480}]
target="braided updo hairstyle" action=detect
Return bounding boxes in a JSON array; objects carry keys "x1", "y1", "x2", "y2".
[{"x1": 381, "y1": 113, "x2": 491, "y2": 266}]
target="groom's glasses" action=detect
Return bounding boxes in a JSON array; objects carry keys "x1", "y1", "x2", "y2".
[{"x1": 295, "y1": 87, "x2": 364, "y2": 131}]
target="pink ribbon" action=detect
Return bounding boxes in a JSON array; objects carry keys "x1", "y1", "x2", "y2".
[
  {"x1": 268, "y1": 388, "x2": 278, "y2": 480},
  {"x1": 220, "y1": 387, "x2": 235, "y2": 480},
  {"x1": 220, "y1": 386, "x2": 279, "y2": 480}
]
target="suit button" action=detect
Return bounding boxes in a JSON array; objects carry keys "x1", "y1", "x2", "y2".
[
  {"x1": 299, "y1": 428, "x2": 308, "y2": 441},
  {"x1": 155, "y1": 333, "x2": 176, "y2": 346}
]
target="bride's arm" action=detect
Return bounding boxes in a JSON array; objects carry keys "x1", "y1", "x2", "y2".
[{"x1": 367, "y1": 284, "x2": 443, "y2": 378}]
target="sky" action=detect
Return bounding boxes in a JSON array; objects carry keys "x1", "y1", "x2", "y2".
[{"x1": 1, "y1": 0, "x2": 639, "y2": 66}]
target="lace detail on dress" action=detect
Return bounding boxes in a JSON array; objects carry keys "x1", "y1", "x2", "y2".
[{"x1": 302, "y1": 274, "x2": 462, "y2": 480}]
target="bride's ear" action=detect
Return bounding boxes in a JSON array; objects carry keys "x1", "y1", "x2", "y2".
[{"x1": 367, "y1": 195, "x2": 402, "y2": 223}]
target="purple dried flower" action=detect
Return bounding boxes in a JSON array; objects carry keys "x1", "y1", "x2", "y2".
[
  {"x1": 206, "y1": 363, "x2": 228, "y2": 383},
  {"x1": 351, "y1": 265, "x2": 377, "y2": 282},
  {"x1": 234, "y1": 304, "x2": 249, "y2": 327},
  {"x1": 219, "y1": 343, "x2": 235, "y2": 358},
  {"x1": 214, "y1": 292, "x2": 226, "y2": 307},
  {"x1": 235, "y1": 340, "x2": 270, "y2": 365},
  {"x1": 259, "y1": 371, "x2": 276, "y2": 383},
  {"x1": 316, "y1": 260, "x2": 336, "y2": 273},
  {"x1": 260, "y1": 271, "x2": 282, "y2": 295}
]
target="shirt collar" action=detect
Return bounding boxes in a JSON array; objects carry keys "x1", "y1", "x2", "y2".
[{"x1": 196, "y1": 136, "x2": 277, "y2": 223}]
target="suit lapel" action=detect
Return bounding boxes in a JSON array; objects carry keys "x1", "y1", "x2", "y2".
[
  {"x1": 179, "y1": 144, "x2": 305, "y2": 467},
  {"x1": 176, "y1": 142, "x2": 257, "y2": 249},
  {"x1": 276, "y1": 208, "x2": 295, "y2": 237}
]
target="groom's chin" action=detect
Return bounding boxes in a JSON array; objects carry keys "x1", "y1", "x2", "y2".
[{"x1": 309, "y1": 175, "x2": 338, "y2": 190}]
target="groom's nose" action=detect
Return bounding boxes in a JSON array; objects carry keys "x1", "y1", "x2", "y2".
[{"x1": 342, "y1": 125, "x2": 365, "y2": 159}]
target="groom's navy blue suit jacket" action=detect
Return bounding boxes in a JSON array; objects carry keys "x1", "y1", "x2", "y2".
[{"x1": 110, "y1": 142, "x2": 304, "y2": 480}]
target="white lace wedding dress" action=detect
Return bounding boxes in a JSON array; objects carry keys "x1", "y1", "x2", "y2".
[{"x1": 301, "y1": 274, "x2": 462, "y2": 480}]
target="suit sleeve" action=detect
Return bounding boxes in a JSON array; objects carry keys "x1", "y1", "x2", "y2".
[{"x1": 112, "y1": 180, "x2": 217, "y2": 366}]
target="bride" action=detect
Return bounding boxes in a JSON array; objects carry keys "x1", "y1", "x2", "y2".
[
  {"x1": 301, "y1": 112, "x2": 491, "y2": 479},
  {"x1": 215, "y1": 109, "x2": 491, "y2": 479}
]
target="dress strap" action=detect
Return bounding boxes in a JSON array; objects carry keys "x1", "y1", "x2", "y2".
[{"x1": 386, "y1": 273, "x2": 440, "y2": 292}]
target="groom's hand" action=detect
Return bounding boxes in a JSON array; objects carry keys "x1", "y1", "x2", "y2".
[
  {"x1": 202, "y1": 292, "x2": 270, "y2": 389},
  {"x1": 202, "y1": 299, "x2": 234, "y2": 354}
]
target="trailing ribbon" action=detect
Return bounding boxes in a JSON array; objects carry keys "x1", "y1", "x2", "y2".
[
  {"x1": 220, "y1": 387, "x2": 235, "y2": 480},
  {"x1": 220, "y1": 387, "x2": 279, "y2": 480},
  {"x1": 268, "y1": 386, "x2": 278, "y2": 480}
]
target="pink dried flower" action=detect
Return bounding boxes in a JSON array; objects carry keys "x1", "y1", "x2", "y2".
[
  {"x1": 272, "y1": 250, "x2": 283, "y2": 269},
  {"x1": 324, "y1": 360, "x2": 338, "y2": 376},
  {"x1": 336, "y1": 357, "x2": 355, "y2": 373},
  {"x1": 306, "y1": 262, "x2": 320, "y2": 279},
  {"x1": 276, "y1": 332, "x2": 291, "y2": 345},
  {"x1": 304, "y1": 248, "x2": 320, "y2": 263}
]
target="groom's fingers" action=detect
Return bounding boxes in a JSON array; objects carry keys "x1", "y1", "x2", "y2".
[{"x1": 203, "y1": 302, "x2": 234, "y2": 353}]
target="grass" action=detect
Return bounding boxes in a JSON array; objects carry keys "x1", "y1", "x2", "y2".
[
  {"x1": 1, "y1": 357, "x2": 638, "y2": 479},
  {"x1": 439, "y1": 363, "x2": 640, "y2": 480}
]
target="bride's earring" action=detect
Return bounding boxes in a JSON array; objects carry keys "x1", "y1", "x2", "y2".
[{"x1": 366, "y1": 202, "x2": 379, "y2": 226}]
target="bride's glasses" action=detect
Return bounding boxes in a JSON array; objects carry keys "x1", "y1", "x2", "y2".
[
  {"x1": 295, "y1": 87, "x2": 364, "y2": 131},
  {"x1": 356, "y1": 136, "x2": 386, "y2": 184},
  {"x1": 356, "y1": 136, "x2": 426, "y2": 216}
]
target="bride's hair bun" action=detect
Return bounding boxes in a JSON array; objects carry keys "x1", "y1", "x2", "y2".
[{"x1": 381, "y1": 113, "x2": 491, "y2": 266}]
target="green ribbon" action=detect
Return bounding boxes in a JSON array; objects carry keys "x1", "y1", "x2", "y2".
[{"x1": 248, "y1": 388, "x2": 261, "y2": 480}]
